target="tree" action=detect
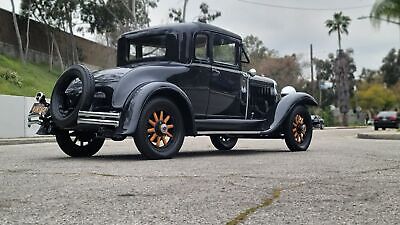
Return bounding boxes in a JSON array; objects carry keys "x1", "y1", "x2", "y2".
[
  {"x1": 80, "y1": 0, "x2": 158, "y2": 47},
  {"x1": 21, "y1": 0, "x2": 65, "y2": 70},
  {"x1": 370, "y1": 0, "x2": 400, "y2": 26},
  {"x1": 169, "y1": 2, "x2": 221, "y2": 24},
  {"x1": 380, "y1": 48, "x2": 400, "y2": 86},
  {"x1": 325, "y1": 11, "x2": 351, "y2": 50},
  {"x1": 10, "y1": 0, "x2": 25, "y2": 63},
  {"x1": 242, "y1": 34, "x2": 277, "y2": 71},
  {"x1": 357, "y1": 83, "x2": 397, "y2": 115}
]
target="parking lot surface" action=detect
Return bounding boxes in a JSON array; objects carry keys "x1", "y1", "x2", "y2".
[{"x1": 1, "y1": 128, "x2": 399, "y2": 224}]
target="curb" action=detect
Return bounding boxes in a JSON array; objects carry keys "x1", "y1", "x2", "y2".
[
  {"x1": 357, "y1": 132, "x2": 400, "y2": 140},
  {"x1": 0, "y1": 137, "x2": 56, "y2": 146}
]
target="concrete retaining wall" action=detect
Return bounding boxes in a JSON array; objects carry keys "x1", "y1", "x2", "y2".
[{"x1": 0, "y1": 94, "x2": 40, "y2": 138}]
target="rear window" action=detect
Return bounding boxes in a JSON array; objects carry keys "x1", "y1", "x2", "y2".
[
  {"x1": 127, "y1": 34, "x2": 177, "y2": 63},
  {"x1": 377, "y1": 111, "x2": 396, "y2": 117}
]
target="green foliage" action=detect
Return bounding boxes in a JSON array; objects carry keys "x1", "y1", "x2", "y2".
[
  {"x1": 325, "y1": 11, "x2": 351, "y2": 50},
  {"x1": 370, "y1": 0, "x2": 400, "y2": 26},
  {"x1": 169, "y1": 2, "x2": 221, "y2": 24},
  {"x1": 381, "y1": 48, "x2": 400, "y2": 86},
  {"x1": 197, "y1": 3, "x2": 221, "y2": 23},
  {"x1": 0, "y1": 69, "x2": 23, "y2": 88},
  {"x1": 357, "y1": 83, "x2": 397, "y2": 114},
  {"x1": 0, "y1": 54, "x2": 59, "y2": 97}
]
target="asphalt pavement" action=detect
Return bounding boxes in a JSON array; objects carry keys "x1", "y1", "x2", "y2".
[{"x1": 0, "y1": 128, "x2": 399, "y2": 225}]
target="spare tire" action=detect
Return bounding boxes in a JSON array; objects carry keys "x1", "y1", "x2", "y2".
[{"x1": 50, "y1": 64, "x2": 95, "y2": 129}]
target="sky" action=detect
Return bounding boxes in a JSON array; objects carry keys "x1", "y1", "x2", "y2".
[{"x1": 2, "y1": 0, "x2": 399, "y2": 78}]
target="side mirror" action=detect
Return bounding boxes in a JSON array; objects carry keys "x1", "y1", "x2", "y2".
[{"x1": 248, "y1": 68, "x2": 256, "y2": 76}]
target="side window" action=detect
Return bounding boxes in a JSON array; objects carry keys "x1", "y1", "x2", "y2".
[
  {"x1": 212, "y1": 34, "x2": 237, "y2": 65},
  {"x1": 195, "y1": 34, "x2": 208, "y2": 61}
]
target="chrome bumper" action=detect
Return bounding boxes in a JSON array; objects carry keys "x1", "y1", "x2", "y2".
[{"x1": 77, "y1": 111, "x2": 120, "y2": 127}]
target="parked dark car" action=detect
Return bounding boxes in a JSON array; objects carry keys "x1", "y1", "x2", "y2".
[
  {"x1": 374, "y1": 111, "x2": 400, "y2": 130},
  {"x1": 28, "y1": 23, "x2": 317, "y2": 159},
  {"x1": 311, "y1": 115, "x2": 324, "y2": 129}
]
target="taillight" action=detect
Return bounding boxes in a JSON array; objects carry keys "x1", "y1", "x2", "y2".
[
  {"x1": 389, "y1": 116, "x2": 396, "y2": 121},
  {"x1": 373, "y1": 116, "x2": 378, "y2": 121}
]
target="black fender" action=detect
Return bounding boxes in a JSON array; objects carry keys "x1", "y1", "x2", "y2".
[
  {"x1": 116, "y1": 82, "x2": 196, "y2": 136},
  {"x1": 262, "y1": 92, "x2": 317, "y2": 135}
]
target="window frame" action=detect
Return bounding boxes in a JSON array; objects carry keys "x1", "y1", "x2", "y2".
[
  {"x1": 193, "y1": 32, "x2": 211, "y2": 63},
  {"x1": 210, "y1": 32, "x2": 240, "y2": 69}
]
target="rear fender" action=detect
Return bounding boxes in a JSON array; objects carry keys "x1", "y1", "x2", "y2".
[
  {"x1": 117, "y1": 82, "x2": 195, "y2": 136},
  {"x1": 263, "y1": 92, "x2": 317, "y2": 134}
]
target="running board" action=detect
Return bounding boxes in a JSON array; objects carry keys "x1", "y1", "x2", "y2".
[
  {"x1": 77, "y1": 111, "x2": 120, "y2": 127},
  {"x1": 197, "y1": 131, "x2": 262, "y2": 135}
]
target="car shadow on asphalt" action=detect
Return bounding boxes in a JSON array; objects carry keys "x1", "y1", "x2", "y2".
[{"x1": 46, "y1": 149, "x2": 288, "y2": 161}]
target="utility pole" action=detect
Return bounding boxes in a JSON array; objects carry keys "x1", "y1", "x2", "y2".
[
  {"x1": 182, "y1": 0, "x2": 188, "y2": 22},
  {"x1": 310, "y1": 44, "x2": 315, "y2": 97}
]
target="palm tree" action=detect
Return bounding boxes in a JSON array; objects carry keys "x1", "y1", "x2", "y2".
[
  {"x1": 325, "y1": 12, "x2": 351, "y2": 50},
  {"x1": 370, "y1": 0, "x2": 400, "y2": 26}
]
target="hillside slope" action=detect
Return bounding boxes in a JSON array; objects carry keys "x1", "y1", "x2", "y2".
[{"x1": 0, "y1": 54, "x2": 60, "y2": 97}]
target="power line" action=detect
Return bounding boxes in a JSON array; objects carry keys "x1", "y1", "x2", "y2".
[{"x1": 237, "y1": 0, "x2": 373, "y2": 11}]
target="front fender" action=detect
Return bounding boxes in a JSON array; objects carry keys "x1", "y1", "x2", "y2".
[
  {"x1": 116, "y1": 82, "x2": 195, "y2": 136},
  {"x1": 263, "y1": 92, "x2": 317, "y2": 134}
]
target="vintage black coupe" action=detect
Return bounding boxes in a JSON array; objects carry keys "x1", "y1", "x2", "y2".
[{"x1": 28, "y1": 23, "x2": 317, "y2": 159}]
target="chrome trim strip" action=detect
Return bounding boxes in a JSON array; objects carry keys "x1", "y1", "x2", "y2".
[
  {"x1": 197, "y1": 131, "x2": 261, "y2": 135},
  {"x1": 77, "y1": 118, "x2": 119, "y2": 127},
  {"x1": 78, "y1": 111, "x2": 120, "y2": 119},
  {"x1": 77, "y1": 111, "x2": 120, "y2": 127},
  {"x1": 245, "y1": 76, "x2": 250, "y2": 120}
]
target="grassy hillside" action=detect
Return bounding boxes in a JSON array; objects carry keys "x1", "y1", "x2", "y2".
[{"x1": 0, "y1": 54, "x2": 60, "y2": 97}]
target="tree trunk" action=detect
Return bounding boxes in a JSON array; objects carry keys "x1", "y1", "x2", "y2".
[
  {"x1": 10, "y1": 0, "x2": 25, "y2": 63},
  {"x1": 51, "y1": 32, "x2": 64, "y2": 71},
  {"x1": 49, "y1": 36, "x2": 54, "y2": 71},
  {"x1": 24, "y1": 0, "x2": 32, "y2": 60},
  {"x1": 337, "y1": 29, "x2": 342, "y2": 50},
  {"x1": 68, "y1": 18, "x2": 79, "y2": 64},
  {"x1": 182, "y1": 0, "x2": 188, "y2": 22}
]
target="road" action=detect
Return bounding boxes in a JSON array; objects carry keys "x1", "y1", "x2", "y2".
[{"x1": 0, "y1": 128, "x2": 399, "y2": 225}]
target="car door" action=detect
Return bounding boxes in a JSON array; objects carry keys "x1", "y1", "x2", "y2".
[
  {"x1": 207, "y1": 33, "x2": 245, "y2": 118},
  {"x1": 180, "y1": 33, "x2": 211, "y2": 118}
]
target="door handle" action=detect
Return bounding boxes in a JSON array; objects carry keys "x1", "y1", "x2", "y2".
[{"x1": 212, "y1": 69, "x2": 220, "y2": 76}]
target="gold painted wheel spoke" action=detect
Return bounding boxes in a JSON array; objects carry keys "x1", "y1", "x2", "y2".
[
  {"x1": 167, "y1": 124, "x2": 174, "y2": 129},
  {"x1": 150, "y1": 133, "x2": 157, "y2": 142},
  {"x1": 160, "y1": 111, "x2": 164, "y2": 121},
  {"x1": 156, "y1": 136, "x2": 161, "y2": 147},
  {"x1": 164, "y1": 115, "x2": 170, "y2": 124},
  {"x1": 162, "y1": 136, "x2": 168, "y2": 145},
  {"x1": 147, "y1": 128, "x2": 155, "y2": 133},
  {"x1": 153, "y1": 112, "x2": 159, "y2": 122},
  {"x1": 166, "y1": 131, "x2": 173, "y2": 138},
  {"x1": 148, "y1": 119, "x2": 156, "y2": 127}
]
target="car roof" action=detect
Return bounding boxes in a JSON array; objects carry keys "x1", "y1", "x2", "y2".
[{"x1": 121, "y1": 22, "x2": 242, "y2": 40}]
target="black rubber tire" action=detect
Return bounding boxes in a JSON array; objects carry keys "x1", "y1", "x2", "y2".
[
  {"x1": 382, "y1": 128, "x2": 386, "y2": 130},
  {"x1": 374, "y1": 126, "x2": 378, "y2": 131},
  {"x1": 55, "y1": 130, "x2": 105, "y2": 157},
  {"x1": 134, "y1": 97, "x2": 185, "y2": 159},
  {"x1": 50, "y1": 64, "x2": 95, "y2": 129},
  {"x1": 284, "y1": 105, "x2": 313, "y2": 152},
  {"x1": 320, "y1": 123, "x2": 324, "y2": 130},
  {"x1": 210, "y1": 135, "x2": 238, "y2": 151}
]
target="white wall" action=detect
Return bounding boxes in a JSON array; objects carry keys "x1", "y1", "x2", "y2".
[{"x1": 0, "y1": 94, "x2": 40, "y2": 138}]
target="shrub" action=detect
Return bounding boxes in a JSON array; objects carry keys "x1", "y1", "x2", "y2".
[{"x1": 0, "y1": 68, "x2": 23, "y2": 88}]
